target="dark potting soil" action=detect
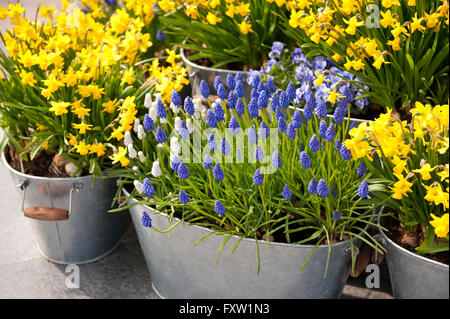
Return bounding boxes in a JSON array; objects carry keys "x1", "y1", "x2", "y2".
[
  {"x1": 385, "y1": 215, "x2": 449, "y2": 265},
  {"x1": 5, "y1": 147, "x2": 88, "y2": 178}
]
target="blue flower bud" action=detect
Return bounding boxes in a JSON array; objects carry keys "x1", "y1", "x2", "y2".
[
  {"x1": 286, "y1": 122, "x2": 297, "y2": 139},
  {"x1": 184, "y1": 96, "x2": 195, "y2": 115},
  {"x1": 171, "y1": 90, "x2": 181, "y2": 106},
  {"x1": 206, "y1": 109, "x2": 218, "y2": 128},
  {"x1": 333, "y1": 210, "x2": 341, "y2": 220},
  {"x1": 253, "y1": 168, "x2": 264, "y2": 186},
  {"x1": 143, "y1": 178, "x2": 155, "y2": 197},
  {"x1": 325, "y1": 123, "x2": 336, "y2": 142},
  {"x1": 335, "y1": 138, "x2": 342, "y2": 151},
  {"x1": 315, "y1": 100, "x2": 327, "y2": 118},
  {"x1": 156, "y1": 29, "x2": 165, "y2": 42},
  {"x1": 207, "y1": 133, "x2": 217, "y2": 151},
  {"x1": 203, "y1": 154, "x2": 213, "y2": 170},
  {"x1": 170, "y1": 155, "x2": 181, "y2": 171},
  {"x1": 156, "y1": 99, "x2": 167, "y2": 118},
  {"x1": 292, "y1": 110, "x2": 303, "y2": 128},
  {"x1": 309, "y1": 134, "x2": 320, "y2": 152},
  {"x1": 143, "y1": 114, "x2": 154, "y2": 131},
  {"x1": 259, "y1": 120, "x2": 269, "y2": 139},
  {"x1": 300, "y1": 151, "x2": 311, "y2": 168},
  {"x1": 179, "y1": 190, "x2": 190, "y2": 204},
  {"x1": 229, "y1": 116, "x2": 240, "y2": 135},
  {"x1": 340, "y1": 143, "x2": 352, "y2": 160},
  {"x1": 317, "y1": 179, "x2": 329, "y2": 197},
  {"x1": 248, "y1": 97, "x2": 259, "y2": 118},
  {"x1": 235, "y1": 80, "x2": 245, "y2": 98},
  {"x1": 278, "y1": 118, "x2": 287, "y2": 133},
  {"x1": 213, "y1": 163, "x2": 224, "y2": 182},
  {"x1": 279, "y1": 91, "x2": 289, "y2": 109},
  {"x1": 286, "y1": 81, "x2": 296, "y2": 102},
  {"x1": 266, "y1": 77, "x2": 275, "y2": 94},
  {"x1": 248, "y1": 125, "x2": 258, "y2": 144},
  {"x1": 226, "y1": 74, "x2": 235, "y2": 90},
  {"x1": 217, "y1": 83, "x2": 227, "y2": 100},
  {"x1": 228, "y1": 91, "x2": 237, "y2": 109},
  {"x1": 257, "y1": 90, "x2": 268, "y2": 109},
  {"x1": 220, "y1": 136, "x2": 231, "y2": 155},
  {"x1": 357, "y1": 162, "x2": 368, "y2": 178},
  {"x1": 214, "y1": 76, "x2": 222, "y2": 91},
  {"x1": 177, "y1": 162, "x2": 189, "y2": 179},
  {"x1": 213, "y1": 102, "x2": 225, "y2": 122},
  {"x1": 282, "y1": 184, "x2": 292, "y2": 200},
  {"x1": 155, "y1": 126, "x2": 167, "y2": 143},
  {"x1": 319, "y1": 120, "x2": 328, "y2": 138},
  {"x1": 254, "y1": 146, "x2": 264, "y2": 161},
  {"x1": 308, "y1": 177, "x2": 317, "y2": 194},
  {"x1": 215, "y1": 200, "x2": 226, "y2": 216},
  {"x1": 270, "y1": 93, "x2": 280, "y2": 111},
  {"x1": 236, "y1": 98, "x2": 245, "y2": 114},
  {"x1": 271, "y1": 151, "x2": 281, "y2": 169},
  {"x1": 303, "y1": 103, "x2": 314, "y2": 121},
  {"x1": 358, "y1": 179, "x2": 369, "y2": 198},
  {"x1": 141, "y1": 211, "x2": 152, "y2": 228},
  {"x1": 199, "y1": 80, "x2": 210, "y2": 99}
]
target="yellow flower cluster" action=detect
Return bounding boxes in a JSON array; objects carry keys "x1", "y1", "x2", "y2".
[
  {"x1": 278, "y1": 0, "x2": 449, "y2": 71},
  {"x1": 159, "y1": 0, "x2": 254, "y2": 34},
  {"x1": 0, "y1": 2, "x2": 151, "y2": 162},
  {"x1": 148, "y1": 50, "x2": 190, "y2": 104},
  {"x1": 345, "y1": 102, "x2": 449, "y2": 236}
]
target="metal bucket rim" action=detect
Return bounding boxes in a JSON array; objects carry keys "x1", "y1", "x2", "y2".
[
  {"x1": 1, "y1": 150, "x2": 113, "y2": 182},
  {"x1": 378, "y1": 214, "x2": 449, "y2": 269},
  {"x1": 123, "y1": 187, "x2": 372, "y2": 250},
  {"x1": 180, "y1": 47, "x2": 251, "y2": 76}
]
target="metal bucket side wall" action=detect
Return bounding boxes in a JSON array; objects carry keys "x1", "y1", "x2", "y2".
[
  {"x1": 180, "y1": 48, "x2": 252, "y2": 101},
  {"x1": 380, "y1": 228, "x2": 449, "y2": 299},
  {"x1": 2, "y1": 153, "x2": 131, "y2": 264},
  {"x1": 127, "y1": 195, "x2": 362, "y2": 299}
]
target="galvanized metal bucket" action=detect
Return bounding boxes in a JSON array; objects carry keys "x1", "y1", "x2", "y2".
[
  {"x1": 2, "y1": 152, "x2": 131, "y2": 264},
  {"x1": 378, "y1": 217, "x2": 449, "y2": 299},
  {"x1": 124, "y1": 189, "x2": 369, "y2": 299},
  {"x1": 180, "y1": 48, "x2": 251, "y2": 101}
]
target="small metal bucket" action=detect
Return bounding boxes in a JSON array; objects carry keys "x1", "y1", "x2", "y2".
[
  {"x1": 378, "y1": 217, "x2": 449, "y2": 299},
  {"x1": 124, "y1": 189, "x2": 369, "y2": 299},
  {"x1": 180, "y1": 48, "x2": 251, "y2": 101},
  {"x1": 2, "y1": 152, "x2": 131, "y2": 264}
]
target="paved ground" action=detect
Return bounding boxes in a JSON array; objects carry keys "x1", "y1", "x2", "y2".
[{"x1": 0, "y1": 0, "x2": 394, "y2": 299}]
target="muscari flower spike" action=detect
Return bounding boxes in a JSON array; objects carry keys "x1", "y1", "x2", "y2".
[
  {"x1": 300, "y1": 151, "x2": 311, "y2": 168},
  {"x1": 228, "y1": 91, "x2": 237, "y2": 109},
  {"x1": 213, "y1": 163, "x2": 224, "y2": 182},
  {"x1": 199, "y1": 80, "x2": 210, "y2": 99},
  {"x1": 156, "y1": 29, "x2": 165, "y2": 42},
  {"x1": 259, "y1": 120, "x2": 269, "y2": 139},
  {"x1": 156, "y1": 99, "x2": 167, "y2": 118},
  {"x1": 308, "y1": 177, "x2": 317, "y2": 194},
  {"x1": 215, "y1": 200, "x2": 226, "y2": 216},
  {"x1": 171, "y1": 90, "x2": 182, "y2": 106},
  {"x1": 203, "y1": 154, "x2": 213, "y2": 170},
  {"x1": 170, "y1": 155, "x2": 181, "y2": 172},
  {"x1": 214, "y1": 102, "x2": 225, "y2": 122},
  {"x1": 358, "y1": 179, "x2": 369, "y2": 199},
  {"x1": 319, "y1": 120, "x2": 328, "y2": 138},
  {"x1": 141, "y1": 211, "x2": 152, "y2": 228},
  {"x1": 235, "y1": 80, "x2": 245, "y2": 98},
  {"x1": 335, "y1": 138, "x2": 342, "y2": 151},
  {"x1": 340, "y1": 142, "x2": 352, "y2": 160},
  {"x1": 220, "y1": 136, "x2": 231, "y2": 155},
  {"x1": 270, "y1": 93, "x2": 280, "y2": 111},
  {"x1": 357, "y1": 161, "x2": 368, "y2": 178},
  {"x1": 217, "y1": 83, "x2": 227, "y2": 100},
  {"x1": 226, "y1": 73, "x2": 235, "y2": 90},
  {"x1": 303, "y1": 103, "x2": 314, "y2": 121},
  {"x1": 236, "y1": 98, "x2": 245, "y2": 115},
  {"x1": 248, "y1": 97, "x2": 259, "y2": 118},
  {"x1": 333, "y1": 210, "x2": 341, "y2": 221},
  {"x1": 177, "y1": 162, "x2": 189, "y2": 180},
  {"x1": 229, "y1": 116, "x2": 241, "y2": 135},
  {"x1": 315, "y1": 100, "x2": 327, "y2": 118},
  {"x1": 278, "y1": 118, "x2": 287, "y2": 133},
  {"x1": 253, "y1": 168, "x2": 264, "y2": 186},
  {"x1": 286, "y1": 122, "x2": 297, "y2": 140},
  {"x1": 257, "y1": 90, "x2": 268, "y2": 109},
  {"x1": 206, "y1": 109, "x2": 218, "y2": 128},
  {"x1": 248, "y1": 125, "x2": 258, "y2": 144},
  {"x1": 266, "y1": 77, "x2": 275, "y2": 94},
  {"x1": 326, "y1": 123, "x2": 336, "y2": 142},
  {"x1": 143, "y1": 114, "x2": 154, "y2": 131},
  {"x1": 214, "y1": 76, "x2": 222, "y2": 91},
  {"x1": 317, "y1": 179, "x2": 329, "y2": 198},
  {"x1": 255, "y1": 145, "x2": 264, "y2": 162},
  {"x1": 179, "y1": 189, "x2": 190, "y2": 205},
  {"x1": 184, "y1": 97, "x2": 195, "y2": 115},
  {"x1": 207, "y1": 133, "x2": 217, "y2": 151},
  {"x1": 155, "y1": 126, "x2": 167, "y2": 143},
  {"x1": 271, "y1": 151, "x2": 281, "y2": 169},
  {"x1": 292, "y1": 110, "x2": 303, "y2": 128},
  {"x1": 282, "y1": 184, "x2": 292, "y2": 200},
  {"x1": 279, "y1": 91, "x2": 289, "y2": 109},
  {"x1": 309, "y1": 134, "x2": 320, "y2": 152},
  {"x1": 143, "y1": 178, "x2": 155, "y2": 197},
  {"x1": 286, "y1": 82, "x2": 296, "y2": 102}
]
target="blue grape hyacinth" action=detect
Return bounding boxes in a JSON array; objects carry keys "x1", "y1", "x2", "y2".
[
  {"x1": 282, "y1": 184, "x2": 292, "y2": 200},
  {"x1": 143, "y1": 114, "x2": 154, "y2": 131},
  {"x1": 309, "y1": 134, "x2": 320, "y2": 152},
  {"x1": 199, "y1": 80, "x2": 210, "y2": 99},
  {"x1": 358, "y1": 179, "x2": 369, "y2": 198},
  {"x1": 308, "y1": 177, "x2": 317, "y2": 194},
  {"x1": 177, "y1": 162, "x2": 190, "y2": 180},
  {"x1": 300, "y1": 151, "x2": 311, "y2": 168},
  {"x1": 141, "y1": 211, "x2": 152, "y2": 228},
  {"x1": 215, "y1": 200, "x2": 226, "y2": 216},
  {"x1": 317, "y1": 179, "x2": 329, "y2": 197},
  {"x1": 179, "y1": 189, "x2": 190, "y2": 205},
  {"x1": 213, "y1": 163, "x2": 224, "y2": 182},
  {"x1": 143, "y1": 178, "x2": 155, "y2": 197},
  {"x1": 253, "y1": 168, "x2": 264, "y2": 186}
]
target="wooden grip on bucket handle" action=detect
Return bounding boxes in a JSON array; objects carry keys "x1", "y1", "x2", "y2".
[
  {"x1": 16, "y1": 180, "x2": 83, "y2": 221},
  {"x1": 24, "y1": 207, "x2": 69, "y2": 221}
]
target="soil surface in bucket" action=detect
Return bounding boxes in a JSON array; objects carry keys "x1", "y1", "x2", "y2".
[
  {"x1": 6, "y1": 148, "x2": 88, "y2": 178},
  {"x1": 385, "y1": 215, "x2": 449, "y2": 265}
]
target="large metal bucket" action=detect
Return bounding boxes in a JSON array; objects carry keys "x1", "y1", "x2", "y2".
[
  {"x1": 180, "y1": 48, "x2": 251, "y2": 101},
  {"x1": 124, "y1": 189, "x2": 369, "y2": 299},
  {"x1": 378, "y1": 219, "x2": 449, "y2": 299},
  {"x1": 2, "y1": 152, "x2": 131, "y2": 264}
]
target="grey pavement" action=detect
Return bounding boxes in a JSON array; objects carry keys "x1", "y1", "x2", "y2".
[{"x1": 0, "y1": 0, "x2": 393, "y2": 299}]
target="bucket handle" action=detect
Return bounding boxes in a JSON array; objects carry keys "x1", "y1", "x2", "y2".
[{"x1": 16, "y1": 180, "x2": 83, "y2": 221}]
